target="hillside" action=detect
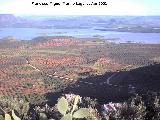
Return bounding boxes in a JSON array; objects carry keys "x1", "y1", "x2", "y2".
[
  {"x1": 0, "y1": 36, "x2": 160, "y2": 102},
  {"x1": 55, "y1": 63, "x2": 160, "y2": 104},
  {"x1": 1, "y1": 14, "x2": 160, "y2": 32},
  {"x1": 0, "y1": 36, "x2": 160, "y2": 119}
]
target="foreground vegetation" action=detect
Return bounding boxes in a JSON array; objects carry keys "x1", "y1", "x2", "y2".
[{"x1": 0, "y1": 92, "x2": 160, "y2": 120}]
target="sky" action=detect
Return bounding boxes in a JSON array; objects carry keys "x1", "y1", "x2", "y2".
[{"x1": 0, "y1": 0, "x2": 160, "y2": 15}]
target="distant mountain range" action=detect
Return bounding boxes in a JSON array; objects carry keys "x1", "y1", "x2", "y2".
[{"x1": 1, "y1": 14, "x2": 160, "y2": 32}]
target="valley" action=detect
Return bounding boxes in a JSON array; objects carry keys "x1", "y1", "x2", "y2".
[
  {"x1": 0, "y1": 36, "x2": 160, "y2": 105},
  {"x1": 0, "y1": 14, "x2": 160, "y2": 120}
]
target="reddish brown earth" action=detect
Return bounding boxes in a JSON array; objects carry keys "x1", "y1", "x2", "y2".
[{"x1": 0, "y1": 37, "x2": 160, "y2": 103}]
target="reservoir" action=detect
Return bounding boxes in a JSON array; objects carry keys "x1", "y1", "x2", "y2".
[{"x1": 0, "y1": 27, "x2": 160, "y2": 44}]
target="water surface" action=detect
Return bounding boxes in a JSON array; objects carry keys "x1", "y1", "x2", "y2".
[{"x1": 0, "y1": 28, "x2": 160, "y2": 44}]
